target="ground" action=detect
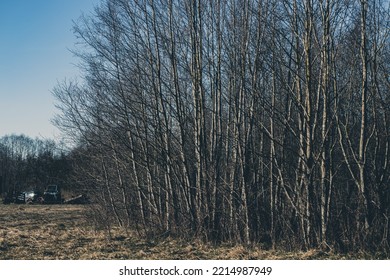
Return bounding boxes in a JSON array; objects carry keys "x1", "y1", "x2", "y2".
[{"x1": 0, "y1": 204, "x2": 383, "y2": 260}]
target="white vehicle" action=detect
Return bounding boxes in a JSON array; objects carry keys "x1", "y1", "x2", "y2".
[{"x1": 16, "y1": 190, "x2": 39, "y2": 204}]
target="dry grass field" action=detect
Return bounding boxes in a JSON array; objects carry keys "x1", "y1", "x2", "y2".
[{"x1": 0, "y1": 203, "x2": 382, "y2": 260}]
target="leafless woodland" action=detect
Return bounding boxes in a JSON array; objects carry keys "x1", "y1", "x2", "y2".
[{"x1": 47, "y1": 0, "x2": 390, "y2": 253}]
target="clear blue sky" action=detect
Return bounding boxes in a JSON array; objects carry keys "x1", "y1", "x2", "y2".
[{"x1": 0, "y1": 0, "x2": 99, "y2": 140}]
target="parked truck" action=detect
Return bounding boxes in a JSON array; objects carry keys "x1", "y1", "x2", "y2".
[
  {"x1": 43, "y1": 185, "x2": 62, "y2": 204},
  {"x1": 3, "y1": 189, "x2": 42, "y2": 204},
  {"x1": 16, "y1": 190, "x2": 43, "y2": 204}
]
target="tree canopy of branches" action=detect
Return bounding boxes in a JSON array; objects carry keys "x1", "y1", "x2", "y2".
[
  {"x1": 53, "y1": 0, "x2": 390, "y2": 252},
  {"x1": 0, "y1": 134, "x2": 71, "y2": 194}
]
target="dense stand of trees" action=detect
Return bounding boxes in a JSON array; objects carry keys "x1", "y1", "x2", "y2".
[
  {"x1": 0, "y1": 135, "x2": 70, "y2": 194},
  {"x1": 53, "y1": 0, "x2": 390, "y2": 252}
]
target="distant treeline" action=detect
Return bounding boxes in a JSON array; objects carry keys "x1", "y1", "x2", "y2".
[
  {"x1": 0, "y1": 134, "x2": 71, "y2": 194},
  {"x1": 50, "y1": 0, "x2": 390, "y2": 253}
]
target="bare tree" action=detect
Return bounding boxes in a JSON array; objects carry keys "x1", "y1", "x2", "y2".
[{"x1": 52, "y1": 0, "x2": 390, "y2": 252}]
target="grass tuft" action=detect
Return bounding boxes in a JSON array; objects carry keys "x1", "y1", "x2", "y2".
[{"x1": 0, "y1": 204, "x2": 386, "y2": 260}]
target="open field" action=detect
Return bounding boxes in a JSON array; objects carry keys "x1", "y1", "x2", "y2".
[{"x1": 0, "y1": 204, "x2": 385, "y2": 260}]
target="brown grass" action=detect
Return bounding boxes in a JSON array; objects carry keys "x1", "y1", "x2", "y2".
[{"x1": 0, "y1": 204, "x2": 382, "y2": 260}]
